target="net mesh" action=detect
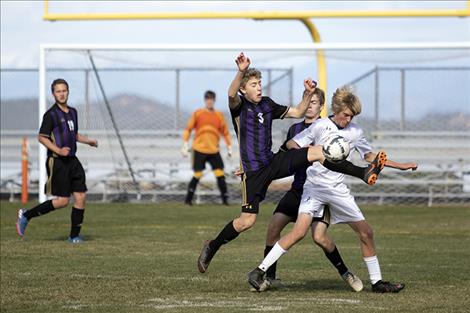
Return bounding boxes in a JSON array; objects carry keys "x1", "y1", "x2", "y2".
[{"x1": 1, "y1": 46, "x2": 469, "y2": 205}]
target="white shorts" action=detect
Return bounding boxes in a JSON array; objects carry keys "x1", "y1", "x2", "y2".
[{"x1": 298, "y1": 181, "x2": 365, "y2": 224}]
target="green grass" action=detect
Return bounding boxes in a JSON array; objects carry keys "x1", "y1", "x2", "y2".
[{"x1": 1, "y1": 201, "x2": 469, "y2": 313}]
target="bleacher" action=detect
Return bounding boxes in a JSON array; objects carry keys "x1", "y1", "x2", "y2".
[{"x1": 1, "y1": 128, "x2": 469, "y2": 205}]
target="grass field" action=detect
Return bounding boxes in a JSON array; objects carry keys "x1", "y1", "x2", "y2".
[{"x1": 1, "y1": 201, "x2": 469, "y2": 312}]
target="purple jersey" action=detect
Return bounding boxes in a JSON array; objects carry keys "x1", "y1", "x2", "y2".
[
  {"x1": 230, "y1": 96, "x2": 289, "y2": 172},
  {"x1": 283, "y1": 120, "x2": 314, "y2": 191},
  {"x1": 39, "y1": 104, "x2": 78, "y2": 157}
]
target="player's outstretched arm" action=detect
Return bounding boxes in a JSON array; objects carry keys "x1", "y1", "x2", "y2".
[
  {"x1": 228, "y1": 52, "x2": 250, "y2": 110},
  {"x1": 77, "y1": 133, "x2": 98, "y2": 147},
  {"x1": 285, "y1": 79, "x2": 316, "y2": 118},
  {"x1": 364, "y1": 152, "x2": 418, "y2": 171}
]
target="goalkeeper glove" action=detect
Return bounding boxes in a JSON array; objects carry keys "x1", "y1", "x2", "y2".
[{"x1": 181, "y1": 142, "x2": 190, "y2": 157}]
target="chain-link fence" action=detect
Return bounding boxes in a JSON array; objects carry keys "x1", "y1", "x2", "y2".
[
  {"x1": 2, "y1": 48, "x2": 469, "y2": 205},
  {"x1": 1, "y1": 62, "x2": 294, "y2": 203},
  {"x1": 346, "y1": 67, "x2": 470, "y2": 205}
]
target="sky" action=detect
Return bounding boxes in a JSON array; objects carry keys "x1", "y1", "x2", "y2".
[
  {"x1": 2, "y1": 1, "x2": 469, "y2": 67},
  {"x1": 1, "y1": 1, "x2": 469, "y2": 116}
]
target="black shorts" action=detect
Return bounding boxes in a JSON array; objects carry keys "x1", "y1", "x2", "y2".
[
  {"x1": 274, "y1": 188, "x2": 331, "y2": 226},
  {"x1": 241, "y1": 148, "x2": 310, "y2": 214},
  {"x1": 45, "y1": 156, "x2": 87, "y2": 197},
  {"x1": 192, "y1": 150, "x2": 224, "y2": 172},
  {"x1": 273, "y1": 188, "x2": 303, "y2": 220}
]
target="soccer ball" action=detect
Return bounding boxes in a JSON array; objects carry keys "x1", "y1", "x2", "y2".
[{"x1": 322, "y1": 135, "x2": 350, "y2": 163}]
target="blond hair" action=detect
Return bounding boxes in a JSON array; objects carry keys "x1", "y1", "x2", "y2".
[
  {"x1": 240, "y1": 68, "x2": 262, "y2": 88},
  {"x1": 331, "y1": 86, "x2": 362, "y2": 116}
]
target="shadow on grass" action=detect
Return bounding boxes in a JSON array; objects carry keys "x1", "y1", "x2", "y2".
[{"x1": 281, "y1": 278, "x2": 360, "y2": 292}]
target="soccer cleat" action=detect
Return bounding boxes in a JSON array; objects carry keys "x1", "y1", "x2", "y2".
[
  {"x1": 250, "y1": 277, "x2": 282, "y2": 292},
  {"x1": 247, "y1": 267, "x2": 266, "y2": 291},
  {"x1": 371, "y1": 280, "x2": 405, "y2": 293},
  {"x1": 250, "y1": 279, "x2": 270, "y2": 292},
  {"x1": 184, "y1": 191, "x2": 194, "y2": 206},
  {"x1": 197, "y1": 240, "x2": 217, "y2": 273},
  {"x1": 67, "y1": 236, "x2": 83, "y2": 244},
  {"x1": 342, "y1": 271, "x2": 364, "y2": 292},
  {"x1": 363, "y1": 150, "x2": 387, "y2": 185},
  {"x1": 16, "y1": 209, "x2": 28, "y2": 237}
]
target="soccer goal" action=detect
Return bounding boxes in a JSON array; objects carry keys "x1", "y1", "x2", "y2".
[{"x1": 38, "y1": 42, "x2": 470, "y2": 205}]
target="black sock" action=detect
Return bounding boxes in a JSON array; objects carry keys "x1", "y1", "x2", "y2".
[
  {"x1": 323, "y1": 159, "x2": 365, "y2": 180},
  {"x1": 264, "y1": 245, "x2": 277, "y2": 279},
  {"x1": 186, "y1": 177, "x2": 199, "y2": 203},
  {"x1": 70, "y1": 207, "x2": 84, "y2": 238},
  {"x1": 23, "y1": 200, "x2": 55, "y2": 220},
  {"x1": 216, "y1": 176, "x2": 228, "y2": 203},
  {"x1": 209, "y1": 220, "x2": 239, "y2": 251},
  {"x1": 324, "y1": 246, "x2": 349, "y2": 276}
]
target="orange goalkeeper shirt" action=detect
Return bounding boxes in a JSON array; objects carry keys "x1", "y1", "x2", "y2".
[{"x1": 183, "y1": 108, "x2": 232, "y2": 154}]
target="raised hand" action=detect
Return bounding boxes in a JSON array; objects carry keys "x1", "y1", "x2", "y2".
[
  {"x1": 233, "y1": 167, "x2": 243, "y2": 177},
  {"x1": 235, "y1": 52, "x2": 250, "y2": 72},
  {"x1": 304, "y1": 78, "x2": 317, "y2": 93}
]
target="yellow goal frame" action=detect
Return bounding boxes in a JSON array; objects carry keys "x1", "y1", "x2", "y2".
[{"x1": 42, "y1": 0, "x2": 470, "y2": 117}]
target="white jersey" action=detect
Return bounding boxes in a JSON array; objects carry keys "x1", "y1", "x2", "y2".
[{"x1": 293, "y1": 117, "x2": 372, "y2": 186}]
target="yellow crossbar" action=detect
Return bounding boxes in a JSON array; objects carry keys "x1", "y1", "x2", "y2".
[{"x1": 43, "y1": 0, "x2": 469, "y2": 117}]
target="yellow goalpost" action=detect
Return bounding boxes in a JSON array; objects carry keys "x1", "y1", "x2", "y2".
[{"x1": 41, "y1": 0, "x2": 470, "y2": 117}]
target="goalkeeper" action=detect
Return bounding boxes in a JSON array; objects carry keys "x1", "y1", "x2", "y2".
[{"x1": 181, "y1": 90, "x2": 232, "y2": 205}]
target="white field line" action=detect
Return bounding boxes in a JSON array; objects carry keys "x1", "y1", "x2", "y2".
[
  {"x1": 142, "y1": 301, "x2": 285, "y2": 311},
  {"x1": 143, "y1": 296, "x2": 361, "y2": 310},
  {"x1": 70, "y1": 273, "x2": 128, "y2": 279},
  {"x1": 62, "y1": 302, "x2": 112, "y2": 310},
  {"x1": 60, "y1": 296, "x2": 364, "y2": 311},
  {"x1": 169, "y1": 276, "x2": 210, "y2": 281}
]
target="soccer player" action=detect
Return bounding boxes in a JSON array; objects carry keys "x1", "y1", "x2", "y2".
[
  {"x1": 258, "y1": 87, "x2": 363, "y2": 292},
  {"x1": 16, "y1": 78, "x2": 98, "y2": 243},
  {"x1": 181, "y1": 90, "x2": 232, "y2": 205},
  {"x1": 248, "y1": 86, "x2": 418, "y2": 293},
  {"x1": 197, "y1": 52, "x2": 386, "y2": 274}
]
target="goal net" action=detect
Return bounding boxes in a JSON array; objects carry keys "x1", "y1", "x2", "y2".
[{"x1": 35, "y1": 43, "x2": 470, "y2": 205}]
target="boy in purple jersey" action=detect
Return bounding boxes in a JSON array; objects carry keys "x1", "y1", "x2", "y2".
[
  {"x1": 257, "y1": 88, "x2": 363, "y2": 292},
  {"x1": 16, "y1": 79, "x2": 98, "y2": 243},
  {"x1": 197, "y1": 52, "x2": 386, "y2": 274}
]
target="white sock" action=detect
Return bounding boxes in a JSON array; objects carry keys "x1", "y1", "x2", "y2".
[
  {"x1": 259, "y1": 242, "x2": 287, "y2": 272},
  {"x1": 363, "y1": 255, "x2": 382, "y2": 284}
]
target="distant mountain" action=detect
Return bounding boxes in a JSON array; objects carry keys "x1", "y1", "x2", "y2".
[
  {"x1": 1, "y1": 98, "x2": 38, "y2": 130},
  {"x1": 1, "y1": 95, "x2": 469, "y2": 132},
  {"x1": 356, "y1": 111, "x2": 470, "y2": 132},
  {"x1": 1, "y1": 94, "x2": 193, "y2": 131}
]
